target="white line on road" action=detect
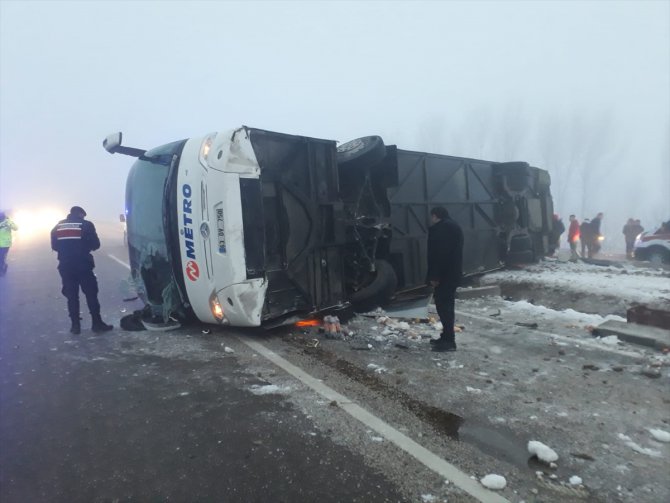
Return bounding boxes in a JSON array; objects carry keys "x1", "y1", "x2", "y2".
[
  {"x1": 108, "y1": 254, "x2": 131, "y2": 270},
  {"x1": 240, "y1": 337, "x2": 510, "y2": 503},
  {"x1": 455, "y1": 309, "x2": 645, "y2": 359}
]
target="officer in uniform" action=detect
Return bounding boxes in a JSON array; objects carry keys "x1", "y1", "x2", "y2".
[{"x1": 51, "y1": 206, "x2": 113, "y2": 334}]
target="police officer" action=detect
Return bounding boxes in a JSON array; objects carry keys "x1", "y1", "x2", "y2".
[
  {"x1": 0, "y1": 211, "x2": 18, "y2": 276},
  {"x1": 51, "y1": 206, "x2": 113, "y2": 334}
]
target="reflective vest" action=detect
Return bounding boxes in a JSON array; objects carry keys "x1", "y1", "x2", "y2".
[{"x1": 0, "y1": 218, "x2": 18, "y2": 247}]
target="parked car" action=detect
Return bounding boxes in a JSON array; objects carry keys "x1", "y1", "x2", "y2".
[{"x1": 634, "y1": 223, "x2": 670, "y2": 266}]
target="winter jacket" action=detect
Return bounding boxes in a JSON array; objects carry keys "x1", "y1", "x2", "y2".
[
  {"x1": 622, "y1": 223, "x2": 641, "y2": 243},
  {"x1": 568, "y1": 220, "x2": 580, "y2": 243},
  {"x1": 0, "y1": 217, "x2": 18, "y2": 248},
  {"x1": 51, "y1": 214, "x2": 101, "y2": 268},
  {"x1": 591, "y1": 217, "x2": 602, "y2": 236},
  {"x1": 426, "y1": 218, "x2": 464, "y2": 288}
]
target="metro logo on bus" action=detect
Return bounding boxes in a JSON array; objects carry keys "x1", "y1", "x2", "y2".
[
  {"x1": 182, "y1": 184, "x2": 196, "y2": 259},
  {"x1": 185, "y1": 260, "x2": 200, "y2": 281}
]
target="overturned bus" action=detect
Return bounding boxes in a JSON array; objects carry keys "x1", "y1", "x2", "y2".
[{"x1": 103, "y1": 127, "x2": 553, "y2": 327}]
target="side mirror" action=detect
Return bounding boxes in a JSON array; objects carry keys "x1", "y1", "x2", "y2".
[
  {"x1": 119, "y1": 213, "x2": 126, "y2": 223},
  {"x1": 103, "y1": 132, "x2": 123, "y2": 154}
]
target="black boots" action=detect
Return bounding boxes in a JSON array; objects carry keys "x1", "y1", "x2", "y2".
[
  {"x1": 432, "y1": 341, "x2": 457, "y2": 352},
  {"x1": 70, "y1": 319, "x2": 81, "y2": 335},
  {"x1": 91, "y1": 314, "x2": 113, "y2": 333}
]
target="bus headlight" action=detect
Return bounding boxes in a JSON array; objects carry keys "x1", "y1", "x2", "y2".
[
  {"x1": 209, "y1": 294, "x2": 227, "y2": 324},
  {"x1": 199, "y1": 133, "x2": 217, "y2": 168}
]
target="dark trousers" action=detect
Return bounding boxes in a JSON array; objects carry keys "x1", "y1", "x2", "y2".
[
  {"x1": 0, "y1": 247, "x2": 8, "y2": 273},
  {"x1": 434, "y1": 282, "x2": 457, "y2": 344},
  {"x1": 58, "y1": 264, "x2": 100, "y2": 320},
  {"x1": 625, "y1": 240, "x2": 634, "y2": 258}
]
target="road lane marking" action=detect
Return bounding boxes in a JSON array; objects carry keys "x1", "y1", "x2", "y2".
[
  {"x1": 108, "y1": 254, "x2": 131, "y2": 270},
  {"x1": 240, "y1": 337, "x2": 510, "y2": 503},
  {"x1": 455, "y1": 309, "x2": 644, "y2": 359}
]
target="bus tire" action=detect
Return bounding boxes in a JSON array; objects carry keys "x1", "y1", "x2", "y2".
[
  {"x1": 337, "y1": 136, "x2": 386, "y2": 169},
  {"x1": 350, "y1": 259, "x2": 398, "y2": 310}
]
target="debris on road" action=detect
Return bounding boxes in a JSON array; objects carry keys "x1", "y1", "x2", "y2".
[
  {"x1": 528, "y1": 440, "x2": 559, "y2": 463},
  {"x1": 569, "y1": 475, "x2": 583, "y2": 486},
  {"x1": 480, "y1": 474, "x2": 507, "y2": 490}
]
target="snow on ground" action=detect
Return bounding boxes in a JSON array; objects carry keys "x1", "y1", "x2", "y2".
[
  {"x1": 480, "y1": 474, "x2": 506, "y2": 490},
  {"x1": 504, "y1": 300, "x2": 626, "y2": 326},
  {"x1": 249, "y1": 384, "x2": 292, "y2": 395},
  {"x1": 527, "y1": 440, "x2": 559, "y2": 463},
  {"x1": 649, "y1": 429, "x2": 670, "y2": 443},
  {"x1": 481, "y1": 259, "x2": 670, "y2": 306}
]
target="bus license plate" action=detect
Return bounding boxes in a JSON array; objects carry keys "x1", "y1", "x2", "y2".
[{"x1": 216, "y1": 208, "x2": 226, "y2": 253}]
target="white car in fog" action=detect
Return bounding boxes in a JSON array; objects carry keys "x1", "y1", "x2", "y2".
[{"x1": 634, "y1": 225, "x2": 670, "y2": 266}]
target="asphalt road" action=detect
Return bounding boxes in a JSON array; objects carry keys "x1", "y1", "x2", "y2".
[
  {"x1": 0, "y1": 234, "x2": 406, "y2": 502},
  {"x1": 4, "y1": 231, "x2": 667, "y2": 503}
]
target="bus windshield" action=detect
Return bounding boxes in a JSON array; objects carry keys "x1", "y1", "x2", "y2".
[{"x1": 125, "y1": 140, "x2": 187, "y2": 321}]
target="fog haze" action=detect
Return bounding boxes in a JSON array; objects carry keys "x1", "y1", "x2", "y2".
[{"x1": 1, "y1": 0, "x2": 668, "y2": 248}]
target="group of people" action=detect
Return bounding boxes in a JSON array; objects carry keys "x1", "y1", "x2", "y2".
[
  {"x1": 551, "y1": 212, "x2": 605, "y2": 260},
  {"x1": 0, "y1": 206, "x2": 112, "y2": 335},
  {"x1": 552, "y1": 212, "x2": 650, "y2": 260}
]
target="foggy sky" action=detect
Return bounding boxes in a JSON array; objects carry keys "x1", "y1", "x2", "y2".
[{"x1": 1, "y1": 0, "x2": 668, "y2": 249}]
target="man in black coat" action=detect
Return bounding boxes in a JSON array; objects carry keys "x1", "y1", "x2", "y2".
[
  {"x1": 51, "y1": 206, "x2": 113, "y2": 335},
  {"x1": 426, "y1": 207, "x2": 464, "y2": 352}
]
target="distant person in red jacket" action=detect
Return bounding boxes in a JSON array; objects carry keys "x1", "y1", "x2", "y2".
[{"x1": 567, "y1": 214, "x2": 580, "y2": 261}]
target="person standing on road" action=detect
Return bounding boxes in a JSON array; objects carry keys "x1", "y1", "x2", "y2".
[
  {"x1": 590, "y1": 212, "x2": 604, "y2": 257},
  {"x1": 426, "y1": 206, "x2": 464, "y2": 352},
  {"x1": 51, "y1": 206, "x2": 113, "y2": 335},
  {"x1": 0, "y1": 211, "x2": 18, "y2": 276},
  {"x1": 580, "y1": 219, "x2": 592, "y2": 258},
  {"x1": 549, "y1": 214, "x2": 565, "y2": 256},
  {"x1": 567, "y1": 214, "x2": 580, "y2": 261},
  {"x1": 622, "y1": 218, "x2": 637, "y2": 259}
]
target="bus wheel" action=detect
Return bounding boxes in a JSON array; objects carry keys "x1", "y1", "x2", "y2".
[
  {"x1": 337, "y1": 136, "x2": 386, "y2": 170},
  {"x1": 350, "y1": 259, "x2": 398, "y2": 310}
]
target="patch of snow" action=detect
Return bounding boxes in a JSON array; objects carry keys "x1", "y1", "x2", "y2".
[
  {"x1": 367, "y1": 363, "x2": 387, "y2": 374},
  {"x1": 370, "y1": 436, "x2": 384, "y2": 442},
  {"x1": 618, "y1": 433, "x2": 662, "y2": 457},
  {"x1": 595, "y1": 335, "x2": 620, "y2": 346},
  {"x1": 224, "y1": 346, "x2": 235, "y2": 353},
  {"x1": 466, "y1": 386, "x2": 482, "y2": 394},
  {"x1": 481, "y1": 260, "x2": 669, "y2": 306},
  {"x1": 528, "y1": 440, "x2": 559, "y2": 462},
  {"x1": 249, "y1": 384, "x2": 291, "y2": 395},
  {"x1": 569, "y1": 475, "x2": 583, "y2": 486},
  {"x1": 649, "y1": 428, "x2": 670, "y2": 443},
  {"x1": 506, "y1": 300, "x2": 626, "y2": 327},
  {"x1": 480, "y1": 474, "x2": 507, "y2": 490},
  {"x1": 421, "y1": 495, "x2": 436, "y2": 502}
]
